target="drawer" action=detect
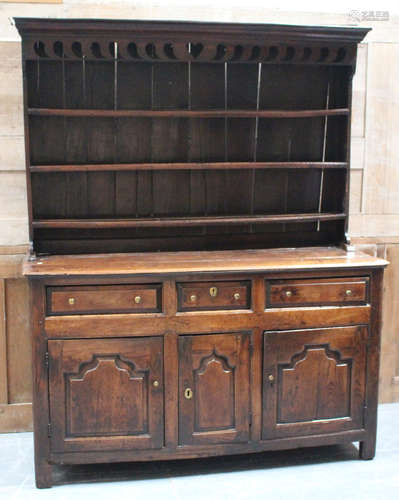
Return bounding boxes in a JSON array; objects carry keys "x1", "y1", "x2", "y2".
[
  {"x1": 266, "y1": 277, "x2": 369, "y2": 308},
  {"x1": 47, "y1": 284, "x2": 162, "y2": 315},
  {"x1": 177, "y1": 281, "x2": 250, "y2": 311}
]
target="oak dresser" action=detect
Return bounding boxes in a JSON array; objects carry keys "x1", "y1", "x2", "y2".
[{"x1": 14, "y1": 18, "x2": 388, "y2": 488}]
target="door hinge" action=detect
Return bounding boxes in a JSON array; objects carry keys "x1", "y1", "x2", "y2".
[
  {"x1": 47, "y1": 423, "x2": 52, "y2": 438},
  {"x1": 363, "y1": 405, "x2": 368, "y2": 427},
  {"x1": 249, "y1": 411, "x2": 252, "y2": 427},
  {"x1": 44, "y1": 352, "x2": 49, "y2": 369}
]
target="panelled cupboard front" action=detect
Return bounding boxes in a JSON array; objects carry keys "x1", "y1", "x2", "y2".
[{"x1": 25, "y1": 251, "x2": 386, "y2": 487}]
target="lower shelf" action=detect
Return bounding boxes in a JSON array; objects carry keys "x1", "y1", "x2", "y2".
[{"x1": 32, "y1": 212, "x2": 346, "y2": 229}]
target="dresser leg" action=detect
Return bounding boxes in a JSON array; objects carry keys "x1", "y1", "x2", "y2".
[
  {"x1": 35, "y1": 460, "x2": 53, "y2": 489},
  {"x1": 359, "y1": 438, "x2": 376, "y2": 460}
]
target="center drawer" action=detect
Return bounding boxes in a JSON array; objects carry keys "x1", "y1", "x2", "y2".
[
  {"x1": 177, "y1": 281, "x2": 250, "y2": 311},
  {"x1": 47, "y1": 284, "x2": 162, "y2": 315}
]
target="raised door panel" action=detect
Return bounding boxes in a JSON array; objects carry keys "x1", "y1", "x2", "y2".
[
  {"x1": 48, "y1": 337, "x2": 163, "y2": 453},
  {"x1": 179, "y1": 332, "x2": 251, "y2": 445},
  {"x1": 262, "y1": 326, "x2": 367, "y2": 439}
]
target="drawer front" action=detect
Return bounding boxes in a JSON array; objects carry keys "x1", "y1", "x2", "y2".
[
  {"x1": 177, "y1": 281, "x2": 250, "y2": 311},
  {"x1": 266, "y1": 277, "x2": 368, "y2": 308},
  {"x1": 47, "y1": 284, "x2": 162, "y2": 315}
]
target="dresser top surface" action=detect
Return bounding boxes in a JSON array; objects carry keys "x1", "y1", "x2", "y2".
[{"x1": 23, "y1": 247, "x2": 388, "y2": 277}]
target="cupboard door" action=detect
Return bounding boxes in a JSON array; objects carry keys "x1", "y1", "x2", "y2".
[
  {"x1": 262, "y1": 326, "x2": 367, "y2": 439},
  {"x1": 48, "y1": 337, "x2": 163, "y2": 453},
  {"x1": 179, "y1": 332, "x2": 250, "y2": 445}
]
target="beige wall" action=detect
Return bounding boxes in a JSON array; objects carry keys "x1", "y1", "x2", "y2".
[{"x1": 0, "y1": 1, "x2": 398, "y2": 431}]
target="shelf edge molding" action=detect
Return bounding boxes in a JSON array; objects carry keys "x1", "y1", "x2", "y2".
[
  {"x1": 27, "y1": 108, "x2": 350, "y2": 119},
  {"x1": 29, "y1": 162, "x2": 348, "y2": 173},
  {"x1": 32, "y1": 213, "x2": 346, "y2": 229}
]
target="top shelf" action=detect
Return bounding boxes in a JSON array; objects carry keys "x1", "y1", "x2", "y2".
[{"x1": 27, "y1": 108, "x2": 349, "y2": 119}]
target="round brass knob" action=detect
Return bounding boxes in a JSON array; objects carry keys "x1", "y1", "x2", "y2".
[
  {"x1": 153, "y1": 380, "x2": 159, "y2": 388},
  {"x1": 68, "y1": 297, "x2": 75, "y2": 305},
  {"x1": 268, "y1": 374, "x2": 275, "y2": 382},
  {"x1": 234, "y1": 292, "x2": 240, "y2": 300},
  {"x1": 134, "y1": 296, "x2": 142, "y2": 304},
  {"x1": 285, "y1": 290, "x2": 293, "y2": 297},
  {"x1": 190, "y1": 294, "x2": 197, "y2": 302},
  {"x1": 345, "y1": 289, "x2": 352, "y2": 296}
]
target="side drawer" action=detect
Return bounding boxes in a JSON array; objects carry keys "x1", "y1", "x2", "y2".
[
  {"x1": 47, "y1": 284, "x2": 162, "y2": 315},
  {"x1": 177, "y1": 281, "x2": 250, "y2": 311},
  {"x1": 266, "y1": 277, "x2": 369, "y2": 308}
]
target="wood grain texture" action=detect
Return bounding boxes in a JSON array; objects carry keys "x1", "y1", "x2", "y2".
[
  {"x1": 43, "y1": 304, "x2": 371, "y2": 339},
  {"x1": 0, "y1": 280, "x2": 7, "y2": 404},
  {"x1": 263, "y1": 326, "x2": 367, "y2": 439},
  {"x1": 29, "y1": 161, "x2": 348, "y2": 172},
  {"x1": 13, "y1": 18, "x2": 387, "y2": 488},
  {"x1": 23, "y1": 247, "x2": 387, "y2": 277},
  {"x1": 267, "y1": 276, "x2": 368, "y2": 307},
  {"x1": 5, "y1": 279, "x2": 32, "y2": 404},
  {"x1": 48, "y1": 429, "x2": 367, "y2": 465},
  {"x1": 360, "y1": 268, "x2": 384, "y2": 459},
  {"x1": 379, "y1": 245, "x2": 399, "y2": 404},
  {"x1": 178, "y1": 332, "x2": 250, "y2": 445},
  {"x1": 28, "y1": 108, "x2": 350, "y2": 118},
  {"x1": 31, "y1": 213, "x2": 346, "y2": 229},
  {"x1": 48, "y1": 337, "x2": 164, "y2": 453},
  {"x1": 47, "y1": 284, "x2": 162, "y2": 315},
  {"x1": 0, "y1": 255, "x2": 23, "y2": 279},
  {"x1": 177, "y1": 280, "x2": 250, "y2": 311},
  {"x1": 30, "y1": 279, "x2": 52, "y2": 488},
  {"x1": 26, "y1": 262, "x2": 385, "y2": 485},
  {"x1": 0, "y1": 403, "x2": 32, "y2": 433}
]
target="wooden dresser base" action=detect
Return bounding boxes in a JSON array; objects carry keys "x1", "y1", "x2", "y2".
[{"x1": 24, "y1": 248, "x2": 386, "y2": 488}]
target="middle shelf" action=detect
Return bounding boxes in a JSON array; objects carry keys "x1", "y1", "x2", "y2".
[
  {"x1": 27, "y1": 108, "x2": 349, "y2": 118},
  {"x1": 29, "y1": 162, "x2": 348, "y2": 173},
  {"x1": 32, "y1": 213, "x2": 346, "y2": 229}
]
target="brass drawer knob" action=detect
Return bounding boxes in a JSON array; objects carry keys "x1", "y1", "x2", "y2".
[
  {"x1": 134, "y1": 295, "x2": 142, "y2": 304},
  {"x1": 268, "y1": 374, "x2": 275, "y2": 382},
  {"x1": 184, "y1": 387, "x2": 193, "y2": 400},
  {"x1": 285, "y1": 290, "x2": 293, "y2": 297},
  {"x1": 209, "y1": 287, "x2": 218, "y2": 297},
  {"x1": 190, "y1": 294, "x2": 197, "y2": 302},
  {"x1": 234, "y1": 292, "x2": 240, "y2": 300},
  {"x1": 153, "y1": 380, "x2": 159, "y2": 388},
  {"x1": 68, "y1": 297, "x2": 75, "y2": 305},
  {"x1": 345, "y1": 289, "x2": 352, "y2": 296}
]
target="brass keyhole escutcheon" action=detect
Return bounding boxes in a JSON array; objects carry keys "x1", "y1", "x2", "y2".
[
  {"x1": 68, "y1": 297, "x2": 75, "y2": 305},
  {"x1": 134, "y1": 296, "x2": 142, "y2": 304},
  {"x1": 184, "y1": 388, "x2": 193, "y2": 400},
  {"x1": 209, "y1": 287, "x2": 218, "y2": 298}
]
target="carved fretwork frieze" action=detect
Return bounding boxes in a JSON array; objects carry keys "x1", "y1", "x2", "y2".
[{"x1": 22, "y1": 38, "x2": 356, "y2": 65}]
